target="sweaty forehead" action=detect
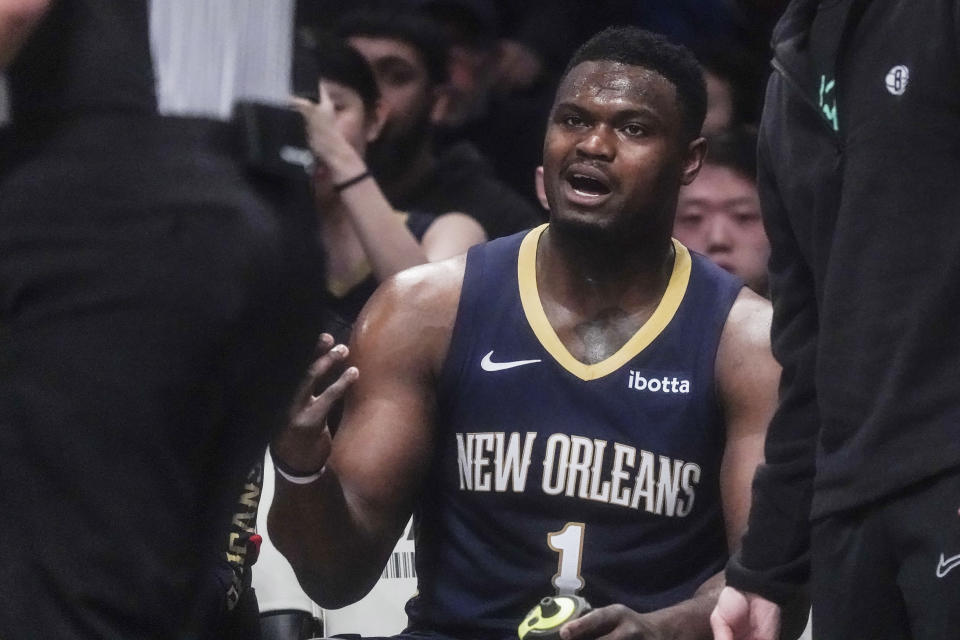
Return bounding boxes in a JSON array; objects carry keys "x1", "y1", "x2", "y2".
[{"x1": 557, "y1": 60, "x2": 677, "y2": 109}]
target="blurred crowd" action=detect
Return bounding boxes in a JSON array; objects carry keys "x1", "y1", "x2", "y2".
[
  {"x1": 290, "y1": 0, "x2": 783, "y2": 333},
  {"x1": 294, "y1": 0, "x2": 780, "y2": 212}
]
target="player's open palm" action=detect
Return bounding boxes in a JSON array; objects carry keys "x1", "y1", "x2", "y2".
[
  {"x1": 710, "y1": 587, "x2": 780, "y2": 640},
  {"x1": 272, "y1": 333, "x2": 358, "y2": 473}
]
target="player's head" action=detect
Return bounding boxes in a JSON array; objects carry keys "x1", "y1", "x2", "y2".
[
  {"x1": 674, "y1": 127, "x2": 769, "y2": 295},
  {"x1": 542, "y1": 26, "x2": 707, "y2": 246},
  {"x1": 335, "y1": 10, "x2": 450, "y2": 157},
  {"x1": 560, "y1": 26, "x2": 707, "y2": 143},
  {"x1": 310, "y1": 36, "x2": 386, "y2": 202}
]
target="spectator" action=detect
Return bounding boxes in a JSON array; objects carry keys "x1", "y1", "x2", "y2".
[
  {"x1": 295, "y1": 34, "x2": 484, "y2": 341},
  {"x1": 674, "y1": 128, "x2": 769, "y2": 297},
  {"x1": 330, "y1": 8, "x2": 543, "y2": 239},
  {"x1": 416, "y1": 0, "x2": 559, "y2": 211},
  {"x1": 413, "y1": 0, "x2": 500, "y2": 129}
]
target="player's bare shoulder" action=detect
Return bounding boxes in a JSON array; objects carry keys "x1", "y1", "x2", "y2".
[
  {"x1": 351, "y1": 254, "x2": 469, "y2": 373},
  {"x1": 716, "y1": 287, "x2": 779, "y2": 414},
  {"x1": 722, "y1": 287, "x2": 774, "y2": 355}
]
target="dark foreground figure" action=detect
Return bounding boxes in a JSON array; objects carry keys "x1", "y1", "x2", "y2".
[
  {"x1": 0, "y1": 1, "x2": 323, "y2": 637},
  {"x1": 713, "y1": 1, "x2": 960, "y2": 639}
]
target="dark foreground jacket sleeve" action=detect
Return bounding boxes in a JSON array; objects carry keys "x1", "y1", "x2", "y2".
[{"x1": 724, "y1": 82, "x2": 818, "y2": 605}]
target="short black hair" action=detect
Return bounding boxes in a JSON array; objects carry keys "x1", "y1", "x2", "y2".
[
  {"x1": 562, "y1": 26, "x2": 707, "y2": 142},
  {"x1": 312, "y1": 35, "x2": 380, "y2": 113},
  {"x1": 334, "y1": 10, "x2": 449, "y2": 86},
  {"x1": 703, "y1": 127, "x2": 758, "y2": 182}
]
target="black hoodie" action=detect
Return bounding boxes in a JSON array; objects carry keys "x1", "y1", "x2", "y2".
[{"x1": 727, "y1": 0, "x2": 960, "y2": 604}]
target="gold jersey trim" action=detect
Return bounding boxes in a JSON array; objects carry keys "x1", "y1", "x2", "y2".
[{"x1": 517, "y1": 224, "x2": 691, "y2": 381}]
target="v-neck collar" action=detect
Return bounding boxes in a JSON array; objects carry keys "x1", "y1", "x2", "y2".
[{"x1": 516, "y1": 224, "x2": 692, "y2": 381}]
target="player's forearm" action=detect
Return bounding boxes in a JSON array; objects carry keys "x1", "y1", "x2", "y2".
[
  {"x1": 0, "y1": 0, "x2": 51, "y2": 67},
  {"x1": 268, "y1": 469, "x2": 393, "y2": 608}
]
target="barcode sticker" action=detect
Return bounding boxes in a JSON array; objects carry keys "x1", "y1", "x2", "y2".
[{"x1": 381, "y1": 551, "x2": 417, "y2": 579}]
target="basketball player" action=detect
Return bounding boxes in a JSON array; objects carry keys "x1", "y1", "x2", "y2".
[
  {"x1": 1, "y1": 1, "x2": 322, "y2": 638},
  {"x1": 270, "y1": 26, "x2": 778, "y2": 639}
]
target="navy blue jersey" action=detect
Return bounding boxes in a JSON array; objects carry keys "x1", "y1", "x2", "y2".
[{"x1": 404, "y1": 225, "x2": 743, "y2": 639}]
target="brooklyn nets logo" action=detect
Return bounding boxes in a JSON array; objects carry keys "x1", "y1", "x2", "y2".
[{"x1": 885, "y1": 65, "x2": 910, "y2": 96}]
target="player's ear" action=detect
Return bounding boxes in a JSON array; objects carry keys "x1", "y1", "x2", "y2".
[
  {"x1": 534, "y1": 166, "x2": 549, "y2": 211},
  {"x1": 680, "y1": 136, "x2": 707, "y2": 186}
]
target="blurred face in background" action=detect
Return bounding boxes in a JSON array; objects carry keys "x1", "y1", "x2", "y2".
[
  {"x1": 347, "y1": 36, "x2": 441, "y2": 157},
  {"x1": 674, "y1": 163, "x2": 769, "y2": 295}
]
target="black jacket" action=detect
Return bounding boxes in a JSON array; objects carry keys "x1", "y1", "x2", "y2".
[
  {"x1": 395, "y1": 141, "x2": 544, "y2": 241},
  {"x1": 727, "y1": 0, "x2": 960, "y2": 604}
]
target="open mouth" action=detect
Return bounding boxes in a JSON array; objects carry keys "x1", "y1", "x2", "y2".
[{"x1": 567, "y1": 173, "x2": 611, "y2": 196}]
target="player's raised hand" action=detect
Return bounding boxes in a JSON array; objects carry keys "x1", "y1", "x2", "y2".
[
  {"x1": 710, "y1": 587, "x2": 780, "y2": 640},
  {"x1": 271, "y1": 333, "x2": 358, "y2": 475}
]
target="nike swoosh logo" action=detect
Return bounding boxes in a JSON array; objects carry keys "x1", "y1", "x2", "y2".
[
  {"x1": 480, "y1": 350, "x2": 541, "y2": 372},
  {"x1": 936, "y1": 552, "x2": 960, "y2": 578}
]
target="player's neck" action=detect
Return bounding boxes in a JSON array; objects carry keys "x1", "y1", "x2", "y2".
[{"x1": 538, "y1": 225, "x2": 675, "y2": 312}]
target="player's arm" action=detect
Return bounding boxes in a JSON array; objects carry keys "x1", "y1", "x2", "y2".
[
  {"x1": 714, "y1": 288, "x2": 779, "y2": 556},
  {"x1": 561, "y1": 288, "x2": 778, "y2": 640},
  {"x1": 648, "y1": 288, "x2": 778, "y2": 637},
  {"x1": 268, "y1": 258, "x2": 463, "y2": 608},
  {"x1": 0, "y1": 0, "x2": 49, "y2": 67}
]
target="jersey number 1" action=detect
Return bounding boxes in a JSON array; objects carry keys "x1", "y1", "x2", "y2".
[{"x1": 548, "y1": 522, "x2": 585, "y2": 594}]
